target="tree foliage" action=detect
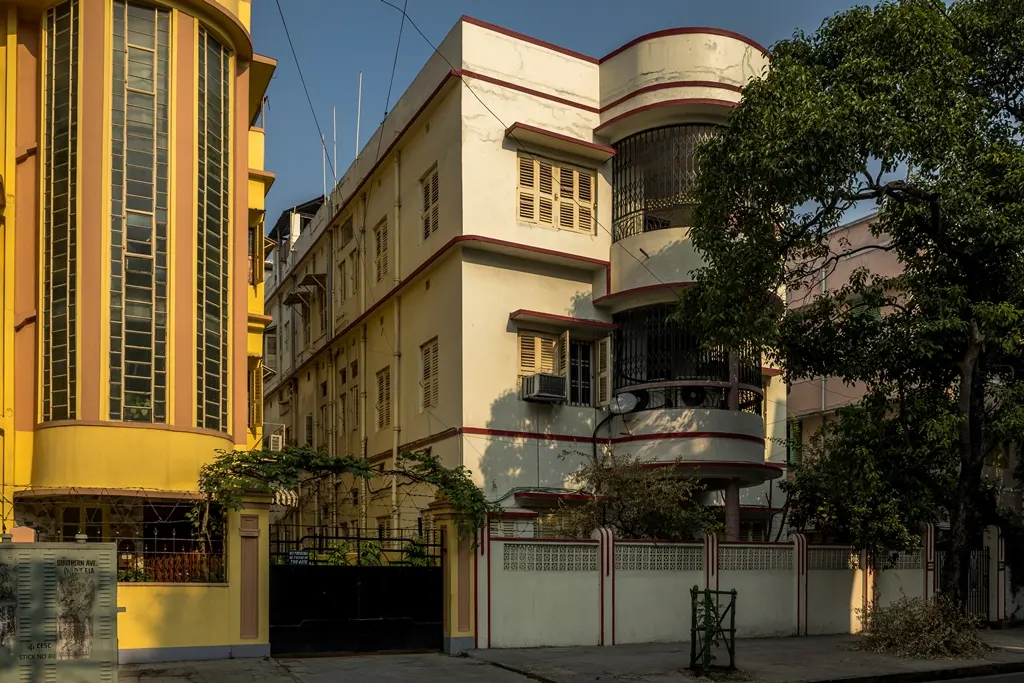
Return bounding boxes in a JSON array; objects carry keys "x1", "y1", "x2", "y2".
[
  {"x1": 681, "y1": 0, "x2": 1024, "y2": 605},
  {"x1": 554, "y1": 453, "x2": 719, "y2": 541},
  {"x1": 193, "y1": 446, "x2": 496, "y2": 539}
]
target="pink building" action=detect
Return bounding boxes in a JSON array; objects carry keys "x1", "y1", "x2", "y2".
[{"x1": 786, "y1": 211, "x2": 901, "y2": 457}]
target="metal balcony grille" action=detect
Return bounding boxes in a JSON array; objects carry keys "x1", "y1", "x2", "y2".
[
  {"x1": 612, "y1": 303, "x2": 761, "y2": 413},
  {"x1": 612, "y1": 124, "x2": 722, "y2": 241}
]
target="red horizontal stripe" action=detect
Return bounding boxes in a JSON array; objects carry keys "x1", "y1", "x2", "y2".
[
  {"x1": 601, "y1": 80, "x2": 743, "y2": 113},
  {"x1": 595, "y1": 98, "x2": 739, "y2": 134},
  {"x1": 489, "y1": 537, "x2": 599, "y2": 544},
  {"x1": 462, "y1": 426, "x2": 765, "y2": 446}
]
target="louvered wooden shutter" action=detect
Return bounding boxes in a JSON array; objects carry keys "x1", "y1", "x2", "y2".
[
  {"x1": 539, "y1": 336, "x2": 556, "y2": 374},
  {"x1": 430, "y1": 339, "x2": 439, "y2": 407},
  {"x1": 377, "y1": 368, "x2": 391, "y2": 429},
  {"x1": 517, "y1": 157, "x2": 536, "y2": 221},
  {"x1": 375, "y1": 219, "x2": 388, "y2": 281},
  {"x1": 557, "y1": 167, "x2": 575, "y2": 230},
  {"x1": 558, "y1": 331, "x2": 571, "y2": 400},
  {"x1": 422, "y1": 168, "x2": 439, "y2": 240},
  {"x1": 577, "y1": 172, "x2": 594, "y2": 233},
  {"x1": 518, "y1": 334, "x2": 537, "y2": 374},
  {"x1": 421, "y1": 339, "x2": 439, "y2": 409},
  {"x1": 537, "y1": 161, "x2": 554, "y2": 225},
  {"x1": 596, "y1": 336, "x2": 612, "y2": 407},
  {"x1": 519, "y1": 333, "x2": 557, "y2": 375}
]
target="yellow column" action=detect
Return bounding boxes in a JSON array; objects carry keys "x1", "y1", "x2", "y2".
[
  {"x1": 428, "y1": 494, "x2": 476, "y2": 654},
  {"x1": 226, "y1": 492, "x2": 272, "y2": 658},
  {"x1": 0, "y1": 6, "x2": 18, "y2": 534}
]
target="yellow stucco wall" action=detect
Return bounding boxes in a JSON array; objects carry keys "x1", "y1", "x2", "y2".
[{"x1": 117, "y1": 585, "x2": 233, "y2": 650}]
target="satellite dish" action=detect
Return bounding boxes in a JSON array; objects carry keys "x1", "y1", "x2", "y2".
[{"x1": 609, "y1": 392, "x2": 639, "y2": 415}]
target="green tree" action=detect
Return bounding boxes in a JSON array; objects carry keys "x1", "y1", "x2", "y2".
[
  {"x1": 680, "y1": 0, "x2": 1024, "y2": 607},
  {"x1": 194, "y1": 446, "x2": 497, "y2": 539},
  {"x1": 553, "y1": 453, "x2": 719, "y2": 541}
]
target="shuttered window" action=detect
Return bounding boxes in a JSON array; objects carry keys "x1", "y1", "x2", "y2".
[
  {"x1": 421, "y1": 337, "x2": 439, "y2": 410},
  {"x1": 248, "y1": 361, "x2": 263, "y2": 430},
  {"x1": 304, "y1": 413, "x2": 314, "y2": 446},
  {"x1": 374, "y1": 218, "x2": 388, "y2": 282},
  {"x1": 421, "y1": 165, "x2": 439, "y2": 240},
  {"x1": 517, "y1": 155, "x2": 595, "y2": 234},
  {"x1": 518, "y1": 332, "x2": 557, "y2": 375},
  {"x1": 596, "y1": 336, "x2": 612, "y2": 406},
  {"x1": 376, "y1": 366, "x2": 392, "y2": 430}
]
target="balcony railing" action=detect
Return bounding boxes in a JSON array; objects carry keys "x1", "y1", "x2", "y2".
[{"x1": 611, "y1": 124, "x2": 722, "y2": 241}]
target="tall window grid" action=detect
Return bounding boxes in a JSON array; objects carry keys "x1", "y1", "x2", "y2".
[
  {"x1": 109, "y1": 1, "x2": 170, "y2": 422},
  {"x1": 42, "y1": 0, "x2": 79, "y2": 422},
  {"x1": 196, "y1": 28, "x2": 231, "y2": 431}
]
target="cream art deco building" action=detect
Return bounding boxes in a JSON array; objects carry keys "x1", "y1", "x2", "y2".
[
  {"x1": 263, "y1": 16, "x2": 786, "y2": 543},
  {"x1": 0, "y1": 0, "x2": 276, "y2": 662}
]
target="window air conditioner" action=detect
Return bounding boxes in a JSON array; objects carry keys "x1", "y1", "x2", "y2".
[
  {"x1": 268, "y1": 433, "x2": 284, "y2": 452},
  {"x1": 520, "y1": 373, "x2": 566, "y2": 403}
]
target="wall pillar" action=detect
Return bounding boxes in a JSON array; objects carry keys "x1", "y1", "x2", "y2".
[
  {"x1": 702, "y1": 531, "x2": 719, "y2": 590},
  {"x1": 792, "y1": 533, "x2": 807, "y2": 636},
  {"x1": 593, "y1": 527, "x2": 615, "y2": 646},
  {"x1": 922, "y1": 523, "x2": 937, "y2": 601},
  {"x1": 226, "y1": 492, "x2": 271, "y2": 658},
  {"x1": 724, "y1": 480, "x2": 741, "y2": 541},
  {"x1": 985, "y1": 525, "x2": 1005, "y2": 622},
  {"x1": 429, "y1": 495, "x2": 475, "y2": 654}
]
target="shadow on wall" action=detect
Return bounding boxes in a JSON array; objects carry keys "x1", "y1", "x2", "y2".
[{"x1": 476, "y1": 389, "x2": 598, "y2": 503}]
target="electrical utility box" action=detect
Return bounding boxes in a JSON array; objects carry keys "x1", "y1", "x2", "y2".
[{"x1": 0, "y1": 542, "x2": 118, "y2": 682}]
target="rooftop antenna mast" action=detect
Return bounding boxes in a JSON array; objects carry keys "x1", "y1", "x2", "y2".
[
  {"x1": 332, "y1": 105, "x2": 337, "y2": 183},
  {"x1": 321, "y1": 133, "x2": 327, "y2": 199},
  {"x1": 355, "y1": 71, "x2": 363, "y2": 161}
]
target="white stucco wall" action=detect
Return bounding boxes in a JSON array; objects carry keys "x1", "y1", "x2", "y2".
[
  {"x1": 487, "y1": 539, "x2": 602, "y2": 648},
  {"x1": 614, "y1": 542, "x2": 704, "y2": 644}
]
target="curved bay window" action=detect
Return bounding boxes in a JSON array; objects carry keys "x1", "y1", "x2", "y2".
[
  {"x1": 612, "y1": 124, "x2": 721, "y2": 241},
  {"x1": 612, "y1": 303, "x2": 762, "y2": 414}
]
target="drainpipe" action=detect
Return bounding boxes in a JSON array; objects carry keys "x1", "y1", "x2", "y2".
[
  {"x1": 819, "y1": 260, "x2": 827, "y2": 414},
  {"x1": 358, "y1": 193, "x2": 369, "y2": 530},
  {"x1": 391, "y1": 153, "x2": 402, "y2": 533}
]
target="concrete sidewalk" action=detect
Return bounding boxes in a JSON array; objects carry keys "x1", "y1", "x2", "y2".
[
  {"x1": 119, "y1": 652, "x2": 531, "y2": 682},
  {"x1": 468, "y1": 630, "x2": 1024, "y2": 683}
]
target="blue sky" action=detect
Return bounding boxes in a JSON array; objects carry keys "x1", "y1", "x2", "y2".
[{"x1": 252, "y1": 0, "x2": 866, "y2": 223}]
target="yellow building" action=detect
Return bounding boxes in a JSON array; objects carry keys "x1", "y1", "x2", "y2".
[{"x1": 0, "y1": 0, "x2": 275, "y2": 662}]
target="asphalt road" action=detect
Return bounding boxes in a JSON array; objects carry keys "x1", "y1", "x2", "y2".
[{"x1": 951, "y1": 675, "x2": 1024, "y2": 683}]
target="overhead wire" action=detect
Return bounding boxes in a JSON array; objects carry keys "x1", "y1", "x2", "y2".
[{"x1": 273, "y1": 0, "x2": 335, "y2": 179}]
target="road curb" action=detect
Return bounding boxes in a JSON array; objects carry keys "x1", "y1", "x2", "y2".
[
  {"x1": 799, "y1": 659, "x2": 1024, "y2": 683},
  {"x1": 469, "y1": 656, "x2": 561, "y2": 683},
  {"x1": 470, "y1": 654, "x2": 1024, "y2": 683}
]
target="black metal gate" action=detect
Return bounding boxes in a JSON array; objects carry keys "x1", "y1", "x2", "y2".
[
  {"x1": 937, "y1": 548, "x2": 990, "y2": 621},
  {"x1": 269, "y1": 528, "x2": 443, "y2": 656}
]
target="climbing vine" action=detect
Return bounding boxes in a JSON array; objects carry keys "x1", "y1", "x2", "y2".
[{"x1": 191, "y1": 446, "x2": 496, "y2": 540}]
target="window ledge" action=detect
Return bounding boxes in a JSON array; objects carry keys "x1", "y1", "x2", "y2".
[
  {"x1": 505, "y1": 122, "x2": 615, "y2": 163},
  {"x1": 510, "y1": 309, "x2": 616, "y2": 334}
]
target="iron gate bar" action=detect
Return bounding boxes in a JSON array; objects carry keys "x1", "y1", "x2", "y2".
[{"x1": 269, "y1": 530, "x2": 444, "y2": 656}]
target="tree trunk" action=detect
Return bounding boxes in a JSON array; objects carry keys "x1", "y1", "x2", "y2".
[
  {"x1": 944, "y1": 322, "x2": 986, "y2": 610},
  {"x1": 943, "y1": 478, "x2": 980, "y2": 608}
]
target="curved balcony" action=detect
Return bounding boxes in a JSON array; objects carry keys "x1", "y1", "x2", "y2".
[
  {"x1": 30, "y1": 423, "x2": 234, "y2": 492},
  {"x1": 596, "y1": 29, "x2": 766, "y2": 142},
  {"x1": 608, "y1": 303, "x2": 775, "y2": 486}
]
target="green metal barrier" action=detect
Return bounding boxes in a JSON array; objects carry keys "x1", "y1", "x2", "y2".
[{"x1": 689, "y1": 585, "x2": 737, "y2": 673}]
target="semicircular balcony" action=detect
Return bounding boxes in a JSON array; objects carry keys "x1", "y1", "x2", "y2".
[
  {"x1": 609, "y1": 303, "x2": 776, "y2": 488},
  {"x1": 600, "y1": 124, "x2": 721, "y2": 313}
]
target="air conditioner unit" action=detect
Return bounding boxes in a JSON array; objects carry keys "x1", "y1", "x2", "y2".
[
  {"x1": 268, "y1": 433, "x2": 284, "y2": 452},
  {"x1": 520, "y1": 373, "x2": 566, "y2": 403}
]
